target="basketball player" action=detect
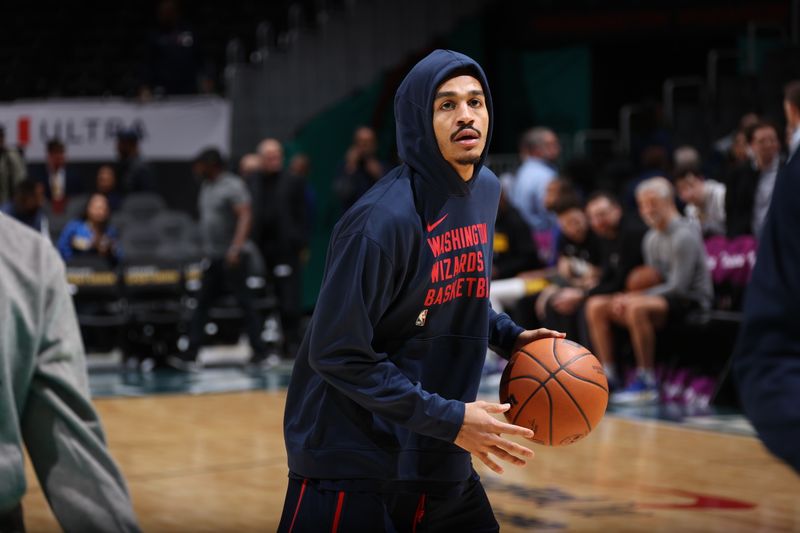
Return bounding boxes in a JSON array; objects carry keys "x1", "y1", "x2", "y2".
[
  {"x1": 734, "y1": 81, "x2": 800, "y2": 473},
  {"x1": 279, "y1": 50, "x2": 564, "y2": 532},
  {"x1": 0, "y1": 213, "x2": 140, "y2": 532}
]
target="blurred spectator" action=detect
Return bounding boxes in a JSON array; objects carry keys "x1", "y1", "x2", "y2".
[
  {"x1": 725, "y1": 122, "x2": 781, "y2": 239},
  {"x1": 248, "y1": 138, "x2": 310, "y2": 355},
  {"x1": 95, "y1": 164, "x2": 123, "y2": 211},
  {"x1": 623, "y1": 144, "x2": 669, "y2": 212},
  {"x1": 116, "y1": 128, "x2": 157, "y2": 194},
  {"x1": 493, "y1": 191, "x2": 543, "y2": 281},
  {"x1": 334, "y1": 126, "x2": 387, "y2": 211},
  {"x1": 57, "y1": 193, "x2": 120, "y2": 264},
  {"x1": 0, "y1": 178, "x2": 49, "y2": 236},
  {"x1": 486, "y1": 191, "x2": 547, "y2": 376},
  {"x1": 139, "y1": 0, "x2": 212, "y2": 98},
  {"x1": 172, "y1": 148, "x2": 267, "y2": 370},
  {"x1": 729, "y1": 129, "x2": 750, "y2": 167},
  {"x1": 536, "y1": 196, "x2": 602, "y2": 339},
  {"x1": 34, "y1": 139, "x2": 83, "y2": 215},
  {"x1": 584, "y1": 191, "x2": 647, "y2": 298},
  {"x1": 674, "y1": 167, "x2": 726, "y2": 237},
  {"x1": 585, "y1": 178, "x2": 712, "y2": 404},
  {"x1": 541, "y1": 191, "x2": 648, "y2": 348},
  {"x1": 673, "y1": 145, "x2": 701, "y2": 171},
  {"x1": 511, "y1": 127, "x2": 560, "y2": 231},
  {"x1": 0, "y1": 215, "x2": 140, "y2": 533},
  {"x1": 787, "y1": 81, "x2": 800, "y2": 159},
  {"x1": 289, "y1": 152, "x2": 316, "y2": 238},
  {"x1": 0, "y1": 125, "x2": 26, "y2": 205},
  {"x1": 289, "y1": 153, "x2": 311, "y2": 179},
  {"x1": 734, "y1": 81, "x2": 800, "y2": 474},
  {"x1": 534, "y1": 177, "x2": 578, "y2": 266},
  {"x1": 238, "y1": 153, "x2": 261, "y2": 177},
  {"x1": 714, "y1": 112, "x2": 759, "y2": 161}
]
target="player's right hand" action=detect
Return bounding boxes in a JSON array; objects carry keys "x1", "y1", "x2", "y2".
[{"x1": 454, "y1": 400, "x2": 535, "y2": 474}]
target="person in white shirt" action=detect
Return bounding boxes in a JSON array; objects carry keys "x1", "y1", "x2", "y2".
[{"x1": 674, "y1": 167, "x2": 726, "y2": 237}]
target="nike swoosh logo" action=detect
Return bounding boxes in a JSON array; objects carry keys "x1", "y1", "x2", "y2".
[{"x1": 426, "y1": 214, "x2": 449, "y2": 232}]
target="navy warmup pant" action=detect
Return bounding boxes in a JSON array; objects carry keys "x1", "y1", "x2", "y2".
[{"x1": 277, "y1": 476, "x2": 499, "y2": 533}]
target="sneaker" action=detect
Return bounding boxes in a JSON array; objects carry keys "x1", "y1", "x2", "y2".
[
  {"x1": 167, "y1": 353, "x2": 201, "y2": 373},
  {"x1": 610, "y1": 377, "x2": 659, "y2": 405}
]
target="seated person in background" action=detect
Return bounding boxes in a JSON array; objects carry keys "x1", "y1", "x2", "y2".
[
  {"x1": 1, "y1": 178, "x2": 49, "y2": 236},
  {"x1": 57, "y1": 193, "x2": 120, "y2": 264},
  {"x1": 726, "y1": 122, "x2": 781, "y2": 239},
  {"x1": 95, "y1": 164, "x2": 123, "y2": 212},
  {"x1": 545, "y1": 192, "x2": 648, "y2": 347},
  {"x1": 674, "y1": 167, "x2": 726, "y2": 237},
  {"x1": 493, "y1": 190, "x2": 543, "y2": 281},
  {"x1": 584, "y1": 178, "x2": 713, "y2": 404},
  {"x1": 489, "y1": 190, "x2": 547, "y2": 315},
  {"x1": 536, "y1": 197, "x2": 602, "y2": 339},
  {"x1": 534, "y1": 177, "x2": 579, "y2": 266}
]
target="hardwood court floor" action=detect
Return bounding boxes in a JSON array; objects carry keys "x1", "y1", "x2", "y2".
[{"x1": 22, "y1": 391, "x2": 799, "y2": 532}]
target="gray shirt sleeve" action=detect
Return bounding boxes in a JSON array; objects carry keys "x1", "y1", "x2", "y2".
[
  {"x1": 227, "y1": 176, "x2": 251, "y2": 207},
  {"x1": 21, "y1": 246, "x2": 140, "y2": 533},
  {"x1": 645, "y1": 228, "x2": 702, "y2": 298}
]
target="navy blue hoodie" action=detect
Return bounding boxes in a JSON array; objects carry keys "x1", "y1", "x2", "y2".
[
  {"x1": 734, "y1": 148, "x2": 800, "y2": 473},
  {"x1": 283, "y1": 50, "x2": 524, "y2": 486}
]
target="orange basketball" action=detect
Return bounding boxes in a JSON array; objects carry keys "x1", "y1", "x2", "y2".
[
  {"x1": 625, "y1": 265, "x2": 662, "y2": 292},
  {"x1": 499, "y1": 337, "x2": 608, "y2": 446}
]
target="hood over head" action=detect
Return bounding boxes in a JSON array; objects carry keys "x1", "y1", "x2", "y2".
[{"x1": 394, "y1": 49, "x2": 494, "y2": 197}]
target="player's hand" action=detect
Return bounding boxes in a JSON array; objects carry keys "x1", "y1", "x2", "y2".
[
  {"x1": 455, "y1": 401, "x2": 535, "y2": 474},
  {"x1": 551, "y1": 288, "x2": 584, "y2": 314},
  {"x1": 513, "y1": 328, "x2": 566, "y2": 354}
]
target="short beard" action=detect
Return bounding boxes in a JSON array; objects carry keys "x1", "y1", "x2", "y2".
[{"x1": 455, "y1": 156, "x2": 481, "y2": 166}]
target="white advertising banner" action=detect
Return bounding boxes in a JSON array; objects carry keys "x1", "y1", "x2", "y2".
[{"x1": 0, "y1": 96, "x2": 230, "y2": 162}]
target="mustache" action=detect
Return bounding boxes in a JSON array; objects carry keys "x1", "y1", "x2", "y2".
[{"x1": 450, "y1": 124, "x2": 481, "y2": 141}]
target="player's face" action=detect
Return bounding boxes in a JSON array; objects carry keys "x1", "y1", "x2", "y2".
[{"x1": 432, "y1": 75, "x2": 489, "y2": 181}]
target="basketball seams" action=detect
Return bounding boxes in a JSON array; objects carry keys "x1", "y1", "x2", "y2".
[
  {"x1": 550, "y1": 374, "x2": 593, "y2": 432},
  {"x1": 551, "y1": 336, "x2": 560, "y2": 367},
  {"x1": 509, "y1": 340, "x2": 607, "y2": 445},
  {"x1": 511, "y1": 377, "x2": 550, "y2": 429},
  {"x1": 559, "y1": 366, "x2": 609, "y2": 393}
]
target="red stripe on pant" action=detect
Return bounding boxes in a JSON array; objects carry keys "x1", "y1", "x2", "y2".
[
  {"x1": 288, "y1": 479, "x2": 309, "y2": 533},
  {"x1": 413, "y1": 493, "x2": 426, "y2": 533},
  {"x1": 331, "y1": 491, "x2": 346, "y2": 533}
]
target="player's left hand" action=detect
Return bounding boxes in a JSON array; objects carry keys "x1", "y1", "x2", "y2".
[{"x1": 513, "y1": 328, "x2": 566, "y2": 353}]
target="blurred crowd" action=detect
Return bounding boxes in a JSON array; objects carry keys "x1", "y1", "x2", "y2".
[
  {"x1": 2, "y1": 76, "x2": 799, "y2": 399},
  {"x1": 486, "y1": 81, "x2": 800, "y2": 407}
]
